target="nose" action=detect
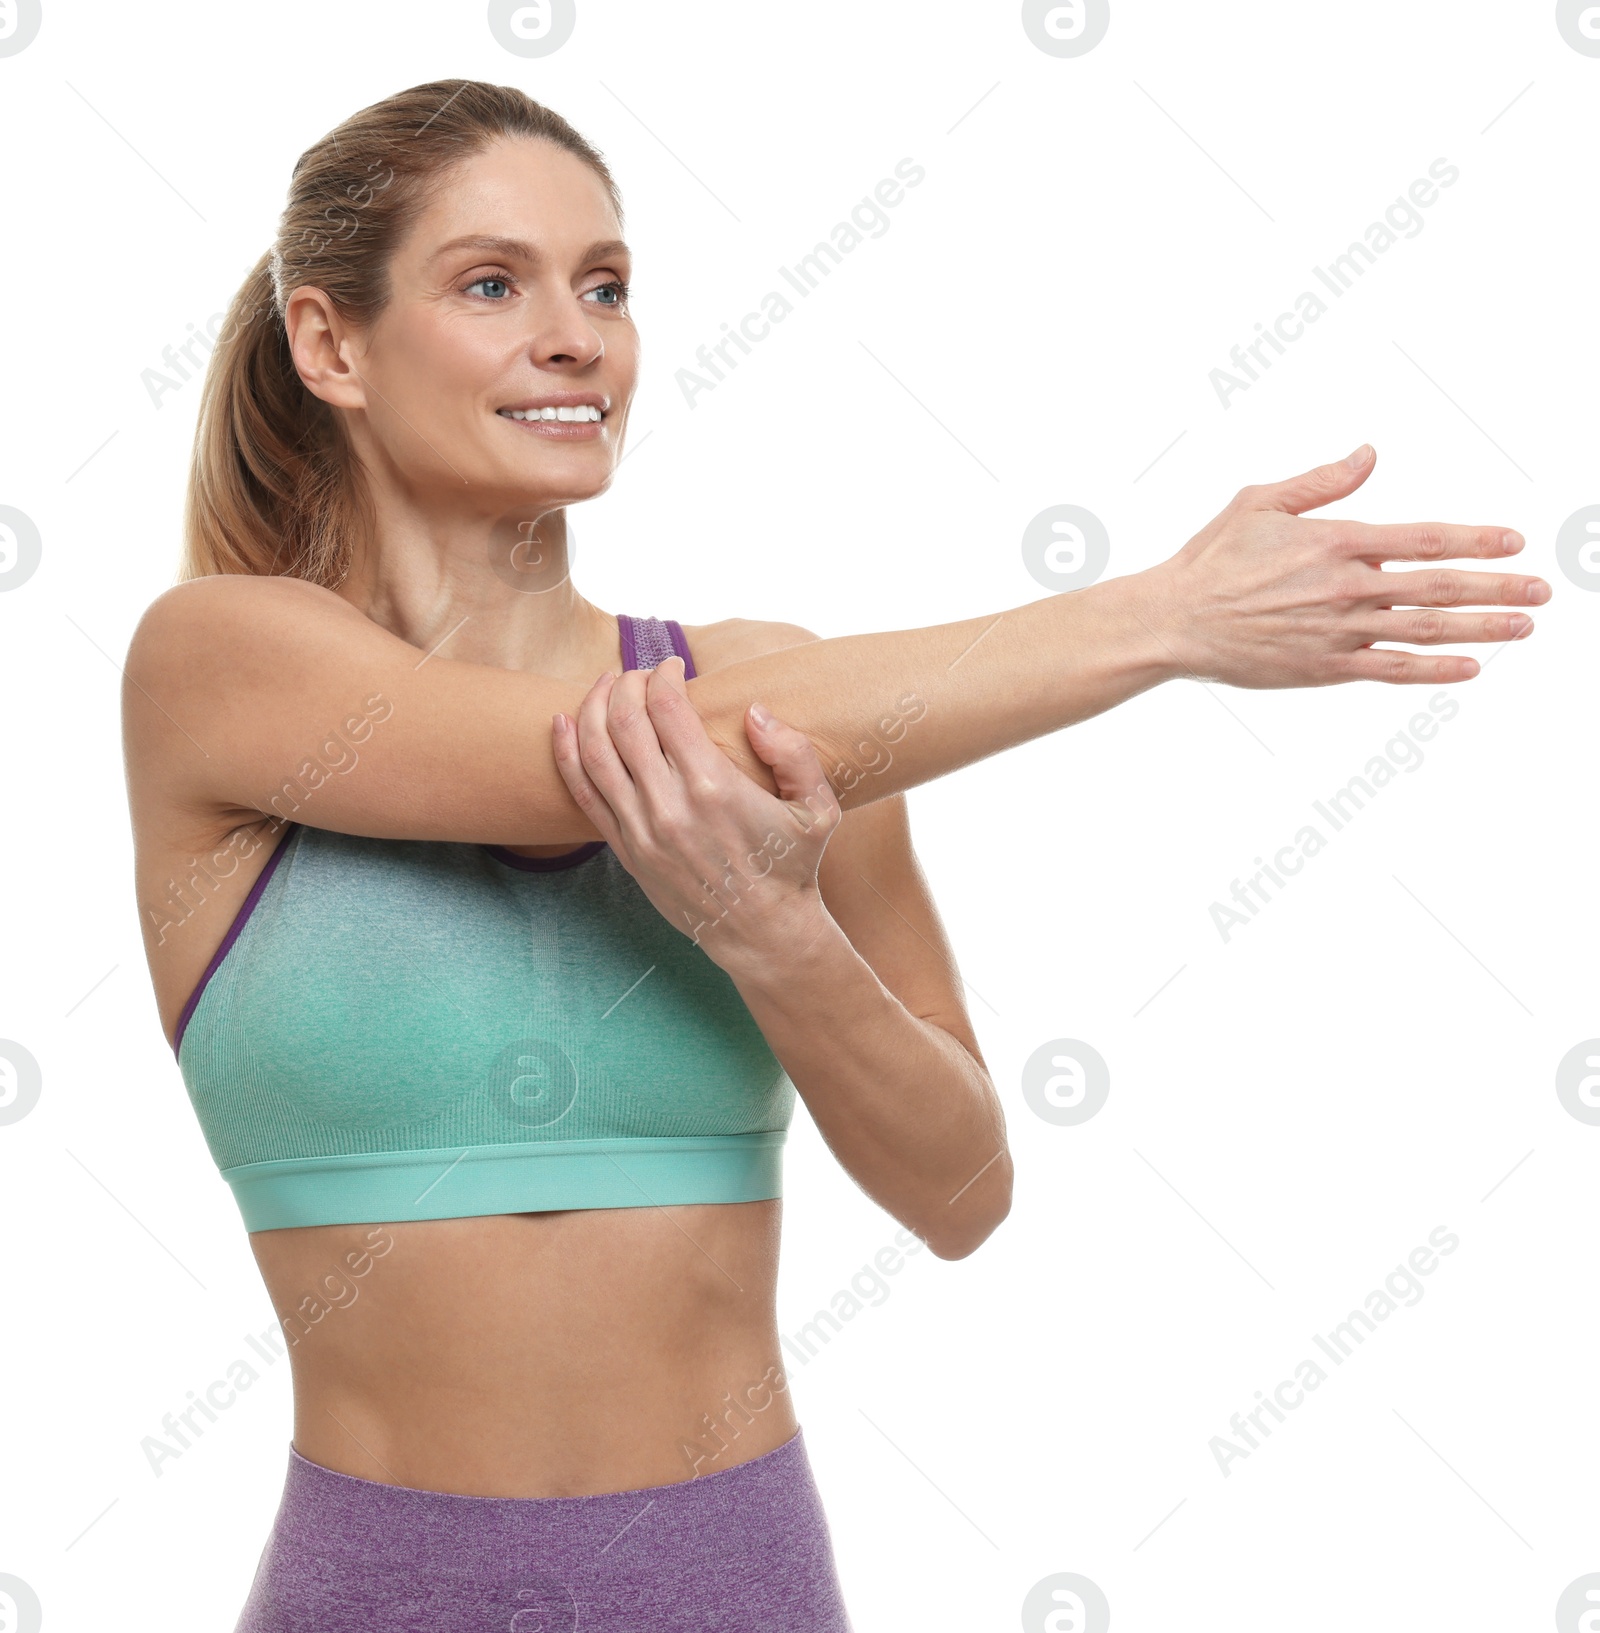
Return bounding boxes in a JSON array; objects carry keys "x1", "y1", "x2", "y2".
[{"x1": 527, "y1": 290, "x2": 604, "y2": 371}]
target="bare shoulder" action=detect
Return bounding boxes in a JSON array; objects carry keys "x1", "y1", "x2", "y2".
[
  {"x1": 678, "y1": 617, "x2": 821, "y2": 674},
  {"x1": 122, "y1": 574, "x2": 379, "y2": 843}
]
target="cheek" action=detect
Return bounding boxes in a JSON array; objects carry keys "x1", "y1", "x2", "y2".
[
  {"x1": 607, "y1": 320, "x2": 636, "y2": 372},
  {"x1": 608, "y1": 322, "x2": 641, "y2": 394},
  {"x1": 434, "y1": 317, "x2": 509, "y2": 402},
  {"x1": 383, "y1": 310, "x2": 503, "y2": 418}
]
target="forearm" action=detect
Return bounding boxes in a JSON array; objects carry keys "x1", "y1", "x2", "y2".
[
  {"x1": 503, "y1": 571, "x2": 1167, "y2": 843},
  {"x1": 684, "y1": 571, "x2": 1173, "y2": 812},
  {"x1": 724, "y1": 911, "x2": 1012, "y2": 1259}
]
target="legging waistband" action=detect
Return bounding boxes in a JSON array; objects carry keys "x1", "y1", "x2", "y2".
[
  {"x1": 279, "y1": 1427, "x2": 808, "y2": 1559},
  {"x1": 236, "y1": 1426, "x2": 853, "y2": 1632}
]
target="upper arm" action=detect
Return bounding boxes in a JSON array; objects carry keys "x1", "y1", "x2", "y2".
[
  {"x1": 816, "y1": 794, "x2": 985, "y2": 1065},
  {"x1": 122, "y1": 574, "x2": 602, "y2": 847}
]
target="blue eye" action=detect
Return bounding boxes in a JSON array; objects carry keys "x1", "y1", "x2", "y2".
[
  {"x1": 586, "y1": 280, "x2": 630, "y2": 308},
  {"x1": 467, "y1": 276, "x2": 512, "y2": 300}
]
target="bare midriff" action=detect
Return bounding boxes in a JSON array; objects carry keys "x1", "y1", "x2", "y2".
[{"x1": 246, "y1": 1200, "x2": 796, "y2": 1498}]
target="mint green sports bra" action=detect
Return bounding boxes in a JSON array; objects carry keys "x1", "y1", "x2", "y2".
[{"x1": 172, "y1": 615, "x2": 794, "y2": 1232}]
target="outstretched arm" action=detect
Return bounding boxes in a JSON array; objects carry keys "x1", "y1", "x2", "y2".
[
  {"x1": 124, "y1": 447, "x2": 1545, "y2": 848},
  {"x1": 693, "y1": 447, "x2": 1543, "y2": 809}
]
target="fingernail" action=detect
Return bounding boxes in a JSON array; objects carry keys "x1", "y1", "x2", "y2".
[
  {"x1": 749, "y1": 702, "x2": 771, "y2": 727},
  {"x1": 1527, "y1": 580, "x2": 1551, "y2": 604},
  {"x1": 1345, "y1": 443, "x2": 1373, "y2": 468},
  {"x1": 1502, "y1": 531, "x2": 1525, "y2": 553},
  {"x1": 552, "y1": 713, "x2": 568, "y2": 736},
  {"x1": 1508, "y1": 615, "x2": 1532, "y2": 638}
]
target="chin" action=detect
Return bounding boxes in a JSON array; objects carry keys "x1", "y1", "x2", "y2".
[{"x1": 492, "y1": 466, "x2": 616, "y2": 510}]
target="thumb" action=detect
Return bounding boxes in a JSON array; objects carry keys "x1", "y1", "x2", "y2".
[
  {"x1": 652, "y1": 654, "x2": 689, "y2": 693},
  {"x1": 1253, "y1": 443, "x2": 1375, "y2": 516},
  {"x1": 745, "y1": 703, "x2": 840, "y2": 830}
]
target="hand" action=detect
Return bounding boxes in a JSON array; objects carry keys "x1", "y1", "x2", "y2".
[
  {"x1": 1136, "y1": 444, "x2": 1549, "y2": 687},
  {"x1": 550, "y1": 656, "x2": 842, "y2": 973}
]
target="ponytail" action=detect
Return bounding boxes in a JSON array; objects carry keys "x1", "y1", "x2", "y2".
[{"x1": 182, "y1": 250, "x2": 363, "y2": 585}]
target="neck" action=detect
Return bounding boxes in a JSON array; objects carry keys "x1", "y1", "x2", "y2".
[{"x1": 334, "y1": 504, "x2": 620, "y2": 680}]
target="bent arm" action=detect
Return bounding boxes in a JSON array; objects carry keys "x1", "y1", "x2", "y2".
[{"x1": 732, "y1": 794, "x2": 1012, "y2": 1261}]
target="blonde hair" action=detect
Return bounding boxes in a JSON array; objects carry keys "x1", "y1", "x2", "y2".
[{"x1": 181, "y1": 79, "x2": 621, "y2": 587}]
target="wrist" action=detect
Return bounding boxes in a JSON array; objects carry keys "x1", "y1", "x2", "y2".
[
  {"x1": 1084, "y1": 567, "x2": 1190, "y2": 687},
  {"x1": 709, "y1": 890, "x2": 845, "y2": 993}
]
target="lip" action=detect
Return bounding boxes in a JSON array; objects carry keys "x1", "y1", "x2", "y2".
[{"x1": 495, "y1": 391, "x2": 611, "y2": 441}]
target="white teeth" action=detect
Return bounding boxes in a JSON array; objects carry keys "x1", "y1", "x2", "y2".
[{"x1": 499, "y1": 405, "x2": 603, "y2": 422}]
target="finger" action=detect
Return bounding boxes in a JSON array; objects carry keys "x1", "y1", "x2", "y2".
[
  {"x1": 1364, "y1": 567, "x2": 1552, "y2": 609},
  {"x1": 603, "y1": 666, "x2": 674, "y2": 798},
  {"x1": 745, "y1": 704, "x2": 841, "y2": 836},
  {"x1": 1336, "y1": 648, "x2": 1481, "y2": 685},
  {"x1": 550, "y1": 711, "x2": 623, "y2": 848},
  {"x1": 1338, "y1": 521, "x2": 1526, "y2": 563},
  {"x1": 643, "y1": 656, "x2": 740, "y2": 785},
  {"x1": 1365, "y1": 609, "x2": 1535, "y2": 646},
  {"x1": 1245, "y1": 443, "x2": 1376, "y2": 516},
  {"x1": 574, "y1": 671, "x2": 645, "y2": 826}
]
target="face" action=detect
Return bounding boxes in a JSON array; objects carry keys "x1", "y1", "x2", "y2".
[{"x1": 310, "y1": 137, "x2": 637, "y2": 518}]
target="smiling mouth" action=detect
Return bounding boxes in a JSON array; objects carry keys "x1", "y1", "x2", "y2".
[{"x1": 497, "y1": 405, "x2": 606, "y2": 423}]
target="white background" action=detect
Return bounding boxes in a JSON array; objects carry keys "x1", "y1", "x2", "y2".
[{"x1": 2, "y1": 2, "x2": 1596, "y2": 1629}]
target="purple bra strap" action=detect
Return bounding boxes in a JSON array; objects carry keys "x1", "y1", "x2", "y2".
[{"x1": 617, "y1": 613, "x2": 698, "y2": 679}]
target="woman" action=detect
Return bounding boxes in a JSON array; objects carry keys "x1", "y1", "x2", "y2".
[{"x1": 123, "y1": 79, "x2": 1545, "y2": 1631}]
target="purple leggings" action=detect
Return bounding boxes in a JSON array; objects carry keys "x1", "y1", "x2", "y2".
[{"x1": 234, "y1": 1427, "x2": 852, "y2": 1632}]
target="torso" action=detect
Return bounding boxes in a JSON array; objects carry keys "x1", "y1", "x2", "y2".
[{"x1": 132, "y1": 617, "x2": 800, "y2": 1497}]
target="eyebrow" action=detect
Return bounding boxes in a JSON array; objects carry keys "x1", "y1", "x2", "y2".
[{"x1": 429, "y1": 234, "x2": 631, "y2": 266}]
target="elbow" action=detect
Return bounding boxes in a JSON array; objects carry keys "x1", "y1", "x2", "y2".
[
  {"x1": 917, "y1": 1151, "x2": 1014, "y2": 1262},
  {"x1": 927, "y1": 1202, "x2": 1010, "y2": 1261}
]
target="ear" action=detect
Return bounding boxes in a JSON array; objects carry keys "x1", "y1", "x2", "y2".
[{"x1": 283, "y1": 286, "x2": 367, "y2": 411}]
